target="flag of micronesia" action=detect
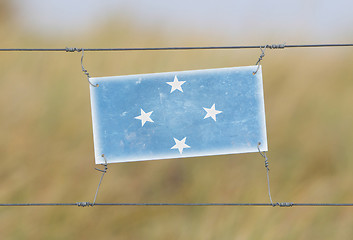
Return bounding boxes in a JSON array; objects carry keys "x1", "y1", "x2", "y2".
[{"x1": 89, "y1": 65, "x2": 267, "y2": 164}]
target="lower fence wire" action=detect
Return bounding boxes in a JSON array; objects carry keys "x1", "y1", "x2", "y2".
[
  {"x1": 1, "y1": 146, "x2": 352, "y2": 207},
  {"x1": 0, "y1": 203, "x2": 353, "y2": 207}
]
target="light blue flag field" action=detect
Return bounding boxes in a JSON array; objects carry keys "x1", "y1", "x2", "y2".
[{"x1": 90, "y1": 65, "x2": 267, "y2": 164}]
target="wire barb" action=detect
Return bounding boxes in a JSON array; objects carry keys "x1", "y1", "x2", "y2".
[
  {"x1": 80, "y1": 49, "x2": 98, "y2": 87},
  {"x1": 92, "y1": 154, "x2": 108, "y2": 206},
  {"x1": 257, "y1": 142, "x2": 274, "y2": 206}
]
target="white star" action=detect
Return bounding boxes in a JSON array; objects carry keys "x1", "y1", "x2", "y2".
[
  {"x1": 134, "y1": 109, "x2": 154, "y2": 127},
  {"x1": 203, "y1": 104, "x2": 222, "y2": 121},
  {"x1": 166, "y1": 76, "x2": 186, "y2": 93},
  {"x1": 171, "y1": 137, "x2": 191, "y2": 154}
]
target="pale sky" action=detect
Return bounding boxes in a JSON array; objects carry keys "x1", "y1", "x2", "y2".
[{"x1": 11, "y1": 0, "x2": 353, "y2": 42}]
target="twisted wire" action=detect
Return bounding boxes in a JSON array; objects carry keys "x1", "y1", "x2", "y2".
[
  {"x1": 92, "y1": 154, "x2": 108, "y2": 206},
  {"x1": 80, "y1": 49, "x2": 98, "y2": 87},
  {"x1": 257, "y1": 142, "x2": 273, "y2": 205}
]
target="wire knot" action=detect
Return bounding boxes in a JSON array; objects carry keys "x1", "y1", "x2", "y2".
[
  {"x1": 92, "y1": 154, "x2": 109, "y2": 205},
  {"x1": 257, "y1": 142, "x2": 273, "y2": 205},
  {"x1": 264, "y1": 159, "x2": 269, "y2": 169},
  {"x1": 95, "y1": 163, "x2": 108, "y2": 173},
  {"x1": 76, "y1": 202, "x2": 93, "y2": 207},
  {"x1": 253, "y1": 46, "x2": 267, "y2": 75},
  {"x1": 267, "y1": 43, "x2": 286, "y2": 49},
  {"x1": 257, "y1": 142, "x2": 270, "y2": 171},
  {"x1": 80, "y1": 49, "x2": 98, "y2": 87},
  {"x1": 95, "y1": 154, "x2": 108, "y2": 173},
  {"x1": 253, "y1": 43, "x2": 286, "y2": 74},
  {"x1": 274, "y1": 202, "x2": 294, "y2": 207},
  {"x1": 65, "y1": 47, "x2": 82, "y2": 52}
]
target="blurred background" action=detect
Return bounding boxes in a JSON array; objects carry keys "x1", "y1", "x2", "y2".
[{"x1": 1, "y1": 0, "x2": 353, "y2": 239}]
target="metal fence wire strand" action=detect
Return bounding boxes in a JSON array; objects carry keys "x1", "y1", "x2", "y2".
[
  {"x1": 0, "y1": 203, "x2": 353, "y2": 207},
  {"x1": 0, "y1": 43, "x2": 353, "y2": 52}
]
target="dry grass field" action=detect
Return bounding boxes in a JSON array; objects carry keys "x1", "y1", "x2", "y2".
[{"x1": 1, "y1": 5, "x2": 353, "y2": 239}]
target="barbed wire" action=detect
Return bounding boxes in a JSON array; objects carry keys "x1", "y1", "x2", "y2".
[{"x1": 0, "y1": 43, "x2": 352, "y2": 52}]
